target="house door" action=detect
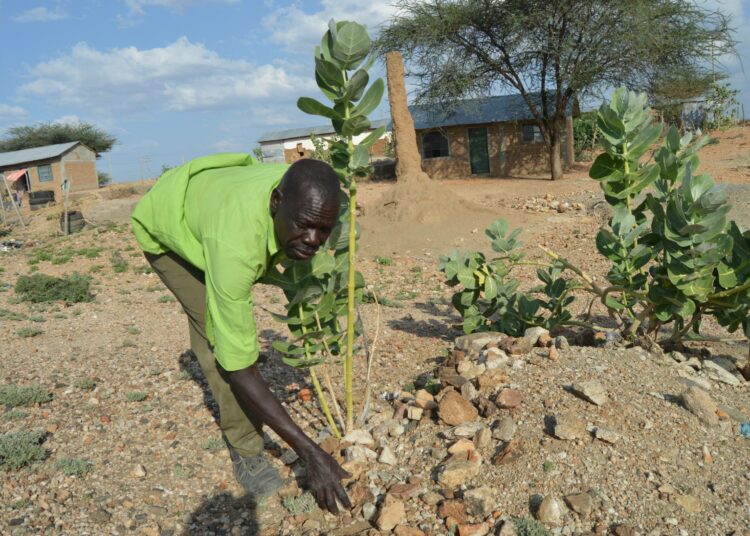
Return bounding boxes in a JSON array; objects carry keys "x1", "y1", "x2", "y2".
[{"x1": 468, "y1": 127, "x2": 490, "y2": 174}]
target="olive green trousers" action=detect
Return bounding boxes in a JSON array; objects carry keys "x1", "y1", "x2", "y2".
[{"x1": 145, "y1": 251, "x2": 264, "y2": 457}]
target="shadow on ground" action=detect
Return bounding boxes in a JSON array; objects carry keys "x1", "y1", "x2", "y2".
[{"x1": 180, "y1": 493, "x2": 259, "y2": 535}]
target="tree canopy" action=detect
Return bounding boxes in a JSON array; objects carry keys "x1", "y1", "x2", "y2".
[
  {"x1": 0, "y1": 122, "x2": 117, "y2": 156},
  {"x1": 378, "y1": 0, "x2": 735, "y2": 179}
]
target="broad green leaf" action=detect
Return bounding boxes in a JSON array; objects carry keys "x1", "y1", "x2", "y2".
[
  {"x1": 457, "y1": 267, "x2": 477, "y2": 289},
  {"x1": 717, "y1": 261, "x2": 738, "y2": 289},
  {"x1": 349, "y1": 144, "x2": 369, "y2": 169},
  {"x1": 331, "y1": 21, "x2": 371, "y2": 66},
  {"x1": 665, "y1": 126, "x2": 681, "y2": 152},
  {"x1": 627, "y1": 122, "x2": 661, "y2": 159},
  {"x1": 315, "y1": 57, "x2": 345, "y2": 88},
  {"x1": 297, "y1": 97, "x2": 341, "y2": 120},
  {"x1": 358, "y1": 126, "x2": 386, "y2": 149},
  {"x1": 589, "y1": 153, "x2": 624, "y2": 181},
  {"x1": 353, "y1": 78, "x2": 384, "y2": 117},
  {"x1": 484, "y1": 275, "x2": 498, "y2": 300},
  {"x1": 344, "y1": 69, "x2": 369, "y2": 102},
  {"x1": 340, "y1": 115, "x2": 371, "y2": 137}
]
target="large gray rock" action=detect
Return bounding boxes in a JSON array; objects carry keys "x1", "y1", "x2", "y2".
[
  {"x1": 571, "y1": 381, "x2": 608, "y2": 406},
  {"x1": 455, "y1": 332, "x2": 504, "y2": 353},
  {"x1": 680, "y1": 386, "x2": 719, "y2": 426}
]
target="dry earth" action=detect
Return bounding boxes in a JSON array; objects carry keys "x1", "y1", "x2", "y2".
[{"x1": 1, "y1": 126, "x2": 749, "y2": 536}]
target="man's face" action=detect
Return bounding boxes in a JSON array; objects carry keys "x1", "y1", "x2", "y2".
[{"x1": 271, "y1": 187, "x2": 340, "y2": 261}]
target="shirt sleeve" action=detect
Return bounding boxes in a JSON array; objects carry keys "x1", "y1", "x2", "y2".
[{"x1": 201, "y1": 235, "x2": 265, "y2": 371}]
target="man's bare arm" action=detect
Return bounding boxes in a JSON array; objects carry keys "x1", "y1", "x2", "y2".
[{"x1": 226, "y1": 364, "x2": 351, "y2": 513}]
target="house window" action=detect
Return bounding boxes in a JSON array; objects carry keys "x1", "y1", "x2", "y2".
[
  {"x1": 421, "y1": 131, "x2": 450, "y2": 158},
  {"x1": 522, "y1": 124, "x2": 543, "y2": 143},
  {"x1": 38, "y1": 165, "x2": 53, "y2": 182}
]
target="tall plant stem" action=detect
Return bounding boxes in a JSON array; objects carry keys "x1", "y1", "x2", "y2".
[
  {"x1": 299, "y1": 307, "x2": 340, "y2": 438},
  {"x1": 356, "y1": 290, "x2": 381, "y2": 428},
  {"x1": 309, "y1": 368, "x2": 340, "y2": 439},
  {"x1": 344, "y1": 98, "x2": 357, "y2": 431},
  {"x1": 314, "y1": 311, "x2": 345, "y2": 433}
]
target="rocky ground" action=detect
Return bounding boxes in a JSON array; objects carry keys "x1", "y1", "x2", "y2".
[{"x1": 1, "y1": 127, "x2": 749, "y2": 536}]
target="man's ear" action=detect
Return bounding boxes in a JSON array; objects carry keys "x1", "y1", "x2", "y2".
[{"x1": 270, "y1": 188, "x2": 282, "y2": 216}]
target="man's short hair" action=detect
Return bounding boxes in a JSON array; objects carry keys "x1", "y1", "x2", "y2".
[{"x1": 278, "y1": 159, "x2": 341, "y2": 202}]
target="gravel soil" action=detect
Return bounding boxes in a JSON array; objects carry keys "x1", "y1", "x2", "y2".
[{"x1": 1, "y1": 126, "x2": 749, "y2": 536}]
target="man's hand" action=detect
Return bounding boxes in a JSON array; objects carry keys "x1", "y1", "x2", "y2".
[
  {"x1": 304, "y1": 448, "x2": 352, "y2": 514},
  {"x1": 226, "y1": 365, "x2": 352, "y2": 514}
]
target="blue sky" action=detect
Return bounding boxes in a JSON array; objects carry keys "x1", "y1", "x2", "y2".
[{"x1": 0, "y1": 0, "x2": 747, "y2": 183}]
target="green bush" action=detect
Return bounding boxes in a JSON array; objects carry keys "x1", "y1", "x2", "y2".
[
  {"x1": 0, "y1": 430, "x2": 46, "y2": 470},
  {"x1": 126, "y1": 391, "x2": 147, "y2": 402},
  {"x1": 15, "y1": 273, "x2": 93, "y2": 305},
  {"x1": 282, "y1": 493, "x2": 317, "y2": 515},
  {"x1": 111, "y1": 251, "x2": 128, "y2": 273},
  {"x1": 2, "y1": 409, "x2": 28, "y2": 421},
  {"x1": 514, "y1": 517, "x2": 551, "y2": 536},
  {"x1": 74, "y1": 378, "x2": 96, "y2": 390},
  {"x1": 0, "y1": 308, "x2": 27, "y2": 321},
  {"x1": 17, "y1": 327, "x2": 43, "y2": 338},
  {"x1": 0, "y1": 384, "x2": 51, "y2": 407},
  {"x1": 201, "y1": 436, "x2": 224, "y2": 451},
  {"x1": 55, "y1": 458, "x2": 92, "y2": 477}
]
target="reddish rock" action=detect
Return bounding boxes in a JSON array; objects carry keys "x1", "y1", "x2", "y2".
[
  {"x1": 376, "y1": 494, "x2": 406, "y2": 532},
  {"x1": 388, "y1": 481, "x2": 422, "y2": 501},
  {"x1": 548, "y1": 346, "x2": 559, "y2": 361},
  {"x1": 495, "y1": 388, "x2": 523, "y2": 409},
  {"x1": 438, "y1": 500, "x2": 467, "y2": 523},
  {"x1": 477, "y1": 369, "x2": 509, "y2": 391},
  {"x1": 439, "y1": 391, "x2": 479, "y2": 426},
  {"x1": 492, "y1": 439, "x2": 524, "y2": 465},
  {"x1": 394, "y1": 526, "x2": 426, "y2": 536},
  {"x1": 457, "y1": 523, "x2": 490, "y2": 536}
]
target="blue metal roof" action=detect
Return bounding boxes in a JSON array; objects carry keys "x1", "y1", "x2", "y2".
[
  {"x1": 0, "y1": 141, "x2": 81, "y2": 168},
  {"x1": 258, "y1": 119, "x2": 390, "y2": 143},
  {"x1": 410, "y1": 93, "x2": 572, "y2": 130}
]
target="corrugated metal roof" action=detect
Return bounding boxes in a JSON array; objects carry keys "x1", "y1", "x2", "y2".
[
  {"x1": 258, "y1": 119, "x2": 390, "y2": 143},
  {"x1": 410, "y1": 93, "x2": 572, "y2": 130},
  {"x1": 258, "y1": 93, "x2": 574, "y2": 143},
  {"x1": 0, "y1": 141, "x2": 80, "y2": 168}
]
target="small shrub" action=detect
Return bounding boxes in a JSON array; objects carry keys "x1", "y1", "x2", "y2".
[
  {"x1": 2, "y1": 409, "x2": 28, "y2": 421},
  {"x1": 11, "y1": 498, "x2": 31, "y2": 509},
  {"x1": 0, "y1": 429, "x2": 47, "y2": 470},
  {"x1": 375, "y1": 256, "x2": 393, "y2": 266},
  {"x1": 0, "y1": 384, "x2": 51, "y2": 407},
  {"x1": 77, "y1": 247, "x2": 102, "y2": 259},
  {"x1": 514, "y1": 517, "x2": 551, "y2": 536},
  {"x1": 110, "y1": 251, "x2": 128, "y2": 273},
  {"x1": 542, "y1": 460, "x2": 555, "y2": 473},
  {"x1": 29, "y1": 315, "x2": 46, "y2": 323},
  {"x1": 126, "y1": 326, "x2": 141, "y2": 335},
  {"x1": 15, "y1": 273, "x2": 93, "y2": 305},
  {"x1": 157, "y1": 295, "x2": 176, "y2": 303},
  {"x1": 55, "y1": 458, "x2": 92, "y2": 477},
  {"x1": 146, "y1": 285, "x2": 163, "y2": 292},
  {"x1": 27, "y1": 248, "x2": 53, "y2": 265},
  {"x1": 89, "y1": 264, "x2": 105, "y2": 274},
  {"x1": 282, "y1": 493, "x2": 317, "y2": 515},
  {"x1": 120, "y1": 339, "x2": 136, "y2": 348},
  {"x1": 0, "y1": 308, "x2": 27, "y2": 321},
  {"x1": 133, "y1": 265, "x2": 153, "y2": 275},
  {"x1": 17, "y1": 327, "x2": 43, "y2": 338},
  {"x1": 74, "y1": 378, "x2": 96, "y2": 390},
  {"x1": 201, "y1": 436, "x2": 224, "y2": 451},
  {"x1": 126, "y1": 391, "x2": 147, "y2": 402}
]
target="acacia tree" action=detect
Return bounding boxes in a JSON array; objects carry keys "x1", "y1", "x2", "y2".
[
  {"x1": 378, "y1": 0, "x2": 735, "y2": 180},
  {"x1": 0, "y1": 122, "x2": 117, "y2": 156}
]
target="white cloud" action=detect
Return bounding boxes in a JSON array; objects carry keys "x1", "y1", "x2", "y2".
[
  {"x1": 263, "y1": 0, "x2": 398, "y2": 51},
  {"x1": 12, "y1": 6, "x2": 68, "y2": 23},
  {"x1": 212, "y1": 139, "x2": 245, "y2": 152},
  {"x1": 123, "y1": 0, "x2": 239, "y2": 15},
  {"x1": 52, "y1": 115, "x2": 82, "y2": 125},
  {"x1": 19, "y1": 37, "x2": 315, "y2": 114},
  {"x1": 0, "y1": 104, "x2": 27, "y2": 122}
]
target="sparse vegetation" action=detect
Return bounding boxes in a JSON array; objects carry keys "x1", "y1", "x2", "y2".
[
  {"x1": 2, "y1": 409, "x2": 28, "y2": 421},
  {"x1": 157, "y1": 294, "x2": 176, "y2": 303},
  {"x1": 375, "y1": 256, "x2": 393, "y2": 266},
  {"x1": 15, "y1": 273, "x2": 93, "y2": 305},
  {"x1": 0, "y1": 429, "x2": 47, "y2": 470},
  {"x1": 514, "y1": 517, "x2": 551, "y2": 536},
  {"x1": 282, "y1": 492, "x2": 317, "y2": 515},
  {"x1": 126, "y1": 391, "x2": 148, "y2": 402},
  {"x1": 0, "y1": 384, "x2": 51, "y2": 407},
  {"x1": 0, "y1": 308, "x2": 27, "y2": 321},
  {"x1": 17, "y1": 327, "x2": 43, "y2": 338},
  {"x1": 201, "y1": 436, "x2": 224, "y2": 451},
  {"x1": 74, "y1": 378, "x2": 96, "y2": 390},
  {"x1": 55, "y1": 458, "x2": 92, "y2": 477},
  {"x1": 111, "y1": 251, "x2": 129, "y2": 273}
]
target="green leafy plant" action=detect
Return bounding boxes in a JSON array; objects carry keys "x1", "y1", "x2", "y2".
[
  {"x1": 0, "y1": 384, "x2": 51, "y2": 407},
  {"x1": 125, "y1": 391, "x2": 147, "y2": 402},
  {"x1": 17, "y1": 327, "x2": 43, "y2": 338},
  {"x1": 282, "y1": 492, "x2": 317, "y2": 515},
  {"x1": 74, "y1": 378, "x2": 96, "y2": 390},
  {"x1": 2, "y1": 409, "x2": 28, "y2": 421},
  {"x1": 55, "y1": 458, "x2": 92, "y2": 477},
  {"x1": 439, "y1": 219, "x2": 576, "y2": 336},
  {"x1": 266, "y1": 19, "x2": 383, "y2": 437},
  {"x1": 705, "y1": 81, "x2": 739, "y2": 131},
  {"x1": 0, "y1": 430, "x2": 47, "y2": 470},
  {"x1": 201, "y1": 436, "x2": 224, "y2": 451},
  {"x1": 444, "y1": 88, "x2": 750, "y2": 347},
  {"x1": 15, "y1": 273, "x2": 93, "y2": 304},
  {"x1": 514, "y1": 517, "x2": 551, "y2": 536},
  {"x1": 111, "y1": 251, "x2": 128, "y2": 273}
]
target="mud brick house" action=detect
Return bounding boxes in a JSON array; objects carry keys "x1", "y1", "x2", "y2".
[
  {"x1": 411, "y1": 93, "x2": 577, "y2": 178},
  {"x1": 257, "y1": 119, "x2": 391, "y2": 164},
  {"x1": 0, "y1": 141, "x2": 99, "y2": 198}
]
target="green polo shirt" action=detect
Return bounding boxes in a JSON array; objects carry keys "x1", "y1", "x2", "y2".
[{"x1": 131, "y1": 153, "x2": 289, "y2": 371}]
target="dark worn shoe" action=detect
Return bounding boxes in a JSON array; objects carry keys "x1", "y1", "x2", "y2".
[{"x1": 229, "y1": 448, "x2": 284, "y2": 497}]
